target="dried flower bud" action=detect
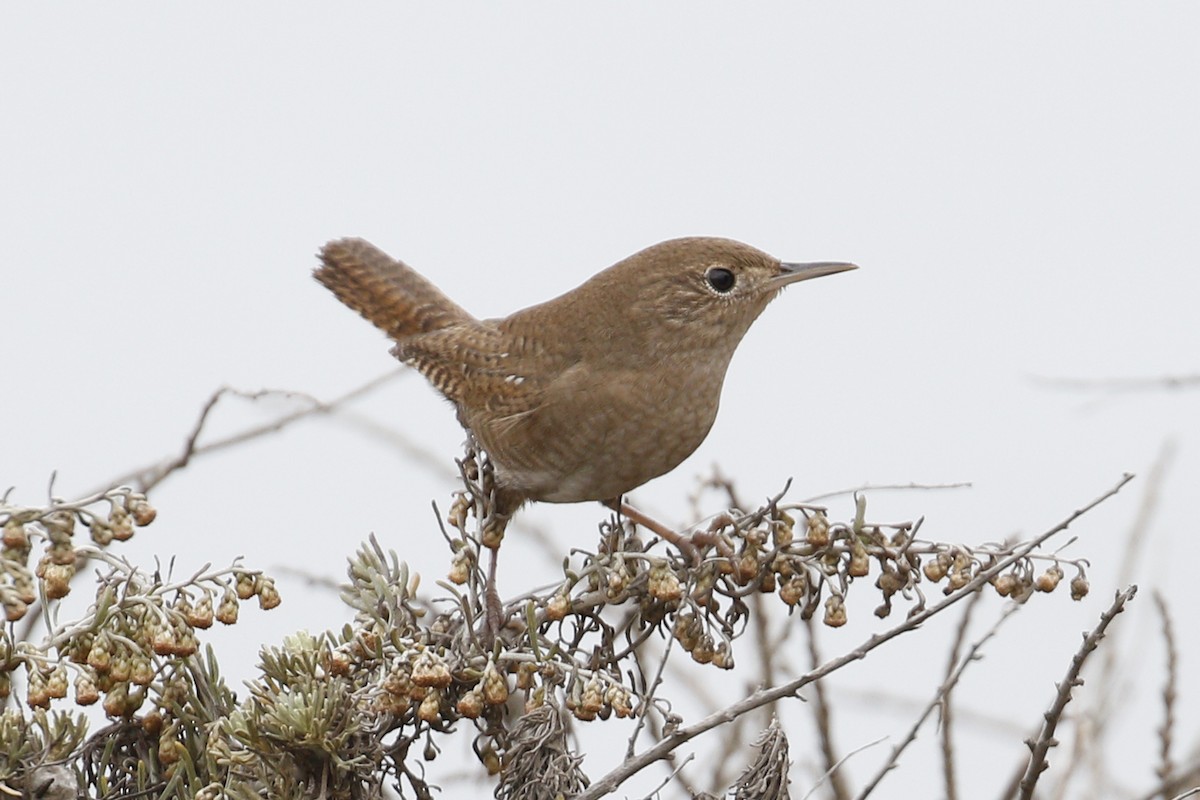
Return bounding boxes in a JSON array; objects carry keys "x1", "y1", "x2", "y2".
[
  {"x1": 142, "y1": 711, "x2": 164, "y2": 736},
  {"x1": 418, "y1": 688, "x2": 441, "y2": 722},
  {"x1": 102, "y1": 681, "x2": 130, "y2": 717},
  {"x1": 1034, "y1": 566, "x2": 1063, "y2": 593},
  {"x1": 158, "y1": 725, "x2": 182, "y2": 765},
  {"x1": 848, "y1": 540, "x2": 870, "y2": 577},
  {"x1": 546, "y1": 590, "x2": 570, "y2": 621},
  {"x1": 992, "y1": 573, "x2": 1016, "y2": 597},
  {"x1": 481, "y1": 518, "x2": 506, "y2": 550},
  {"x1": 412, "y1": 651, "x2": 453, "y2": 689},
  {"x1": 152, "y1": 627, "x2": 178, "y2": 657},
  {"x1": 779, "y1": 574, "x2": 807, "y2": 607},
  {"x1": 448, "y1": 494, "x2": 470, "y2": 531},
  {"x1": 877, "y1": 568, "x2": 904, "y2": 594},
  {"x1": 45, "y1": 541, "x2": 75, "y2": 566},
  {"x1": 735, "y1": 551, "x2": 760, "y2": 585},
  {"x1": 256, "y1": 577, "x2": 281, "y2": 610},
  {"x1": 235, "y1": 572, "x2": 257, "y2": 601},
  {"x1": 482, "y1": 660, "x2": 509, "y2": 705},
  {"x1": 12, "y1": 572, "x2": 36, "y2": 605},
  {"x1": 823, "y1": 595, "x2": 847, "y2": 628},
  {"x1": 606, "y1": 560, "x2": 630, "y2": 598},
  {"x1": 382, "y1": 662, "x2": 413, "y2": 698},
  {"x1": 130, "y1": 499, "x2": 157, "y2": 526},
  {"x1": 672, "y1": 613, "x2": 700, "y2": 650},
  {"x1": 690, "y1": 565, "x2": 716, "y2": 604},
  {"x1": 1070, "y1": 575, "x2": 1090, "y2": 601},
  {"x1": 108, "y1": 506, "x2": 134, "y2": 541},
  {"x1": 109, "y1": 653, "x2": 132, "y2": 683},
  {"x1": 607, "y1": 685, "x2": 634, "y2": 718},
  {"x1": 26, "y1": 669, "x2": 51, "y2": 709},
  {"x1": 3, "y1": 520, "x2": 29, "y2": 549},
  {"x1": 580, "y1": 677, "x2": 604, "y2": 715},
  {"x1": 44, "y1": 510, "x2": 76, "y2": 537},
  {"x1": 462, "y1": 455, "x2": 479, "y2": 481},
  {"x1": 2, "y1": 593, "x2": 28, "y2": 623},
  {"x1": 516, "y1": 661, "x2": 538, "y2": 691},
  {"x1": 216, "y1": 588, "x2": 239, "y2": 625},
  {"x1": 711, "y1": 643, "x2": 734, "y2": 670},
  {"x1": 923, "y1": 558, "x2": 946, "y2": 582},
  {"x1": 572, "y1": 704, "x2": 597, "y2": 722},
  {"x1": 75, "y1": 673, "x2": 100, "y2": 706},
  {"x1": 448, "y1": 549, "x2": 471, "y2": 585},
  {"x1": 648, "y1": 561, "x2": 682, "y2": 603},
  {"x1": 41, "y1": 562, "x2": 75, "y2": 600},
  {"x1": 806, "y1": 514, "x2": 830, "y2": 547},
  {"x1": 131, "y1": 654, "x2": 155, "y2": 686},
  {"x1": 88, "y1": 635, "x2": 113, "y2": 673},
  {"x1": 187, "y1": 594, "x2": 214, "y2": 629},
  {"x1": 327, "y1": 650, "x2": 351, "y2": 678},
  {"x1": 47, "y1": 665, "x2": 68, "y2": 699},
  {"x1": 691, "y1": 634, "x2": 715, "y2": 665},
  {"x1": 89, "y1": 520, "x2": 114, "y2": 546},
  {"x1": 457, "y1": 688, "x2": 484, "y2": 719},
  {"x1": 946, "y1": 567, "x2": 971, "y2": 591},
  {"x1": 772, "y1": 512, "x2": 795, "y2": 548}
]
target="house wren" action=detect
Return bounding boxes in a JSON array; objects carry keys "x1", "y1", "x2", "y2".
[{"x1": 315, "y1": 237, "x2": 855, "y2": 536}]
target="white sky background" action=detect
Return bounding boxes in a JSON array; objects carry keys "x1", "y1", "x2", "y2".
[{"x1": 3, "y1": 4, "x2": 1199, "y2": 797}]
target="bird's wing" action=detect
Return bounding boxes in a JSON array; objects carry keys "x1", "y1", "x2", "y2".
[
  {"x1": 315, "y1": 238, "x2": 475, "y2": 339},
  {"x1": 392, "y1": 323, "x2": 550, "y2": 417}
]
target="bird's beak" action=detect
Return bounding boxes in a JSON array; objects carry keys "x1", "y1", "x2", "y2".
[{"x1": 771, "y1": 261, "x2": 858, "y2": 289}]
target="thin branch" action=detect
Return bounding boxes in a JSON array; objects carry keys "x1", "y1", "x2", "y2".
[
  {"x1": 577, "y1": 474, "x2": 1134, "y2": 800},
  {"x1": 855, "y1": 601, "x2": 1018, "y2": 800},
  {"x1": 95, "y1": 369, "x2": 405, "y2": 495},
  {"x1": 800, "y1": 737, "x2": 886, "y2": 800},
  {"x1": 804, "y1": 482, "x2": 971, "y2": 503},
  {"x1": 1154, "y1": 591, "x2": 1179, "y2": 797},
  {"x1": 1057, "y1": 441, "x2": 1174, "y2": 799},
  {"x1": 1030, "y1": 374, "x2": 1200, "y2": 393},
  {"x1": 941, "y1": 591, "x2": 986, "y2": 800},
  {"x1": 804, "y1": 614, "x2": 850, "y2": 800},
  {"x1": 1017, "y1": 586, "x2": 1139, "y2": 800}
]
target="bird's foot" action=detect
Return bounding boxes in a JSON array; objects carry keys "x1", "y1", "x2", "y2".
[
  {"x1": 479, "y1": 537, "x2": 506, "y2": 643},
  {"x1": 607, "y1": 500, "x2": 734, "y2": 566}
]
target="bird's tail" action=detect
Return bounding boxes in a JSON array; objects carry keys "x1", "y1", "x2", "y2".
[{"x1": 314, "y1": 238, "x2": 474, "y2": 340}]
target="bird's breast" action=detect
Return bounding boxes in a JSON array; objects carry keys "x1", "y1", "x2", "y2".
[{"x1": 466, "y1": 353, "x2": 730, "y2": 504}]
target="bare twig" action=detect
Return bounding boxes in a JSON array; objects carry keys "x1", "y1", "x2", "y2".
[
  {"x1": 941, "y1": 591, "x2": 986, "y2": 800},
  {"x1": 800, "y1": 737, "x2": 886, "y2": 800},
  {"x1": 95, "y1": 369, "x2": 405, "y2": 494},
  {"x1": 855, "y1": 601, "x2": 1018, "y2": 800},
  {"x1": 804, "y1": 482, "x2": 971, "y2": 503},
  {"x1": 1154, "y1": 591, "x2": 1179, "y2": 797},
  {"x1": 1059, "y1": 442, "x2": 1174, "y2": 799},
  {"x1": 1030, "y1": 374, "x2": 1200, "y2": 393},
  {"x1": 1017, "y1": 586, "x2": 1139, "y2": 800},
  {"x1": 804, "y1": 614, "x2": 850, "y2": 800},
  {"x1": 577, "y1": 474, "x2": 1134, "y2": 800}
]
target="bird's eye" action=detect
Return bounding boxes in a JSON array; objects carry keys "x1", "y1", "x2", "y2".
[{"x1": 705, "y1": 267, "x2": 736, "y2": 294}]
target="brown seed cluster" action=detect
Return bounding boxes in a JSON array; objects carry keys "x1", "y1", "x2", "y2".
[
  {"x1": 2, "y1": 491, "x2": 157, "y2": 621},
  {"x1": 449, "y1": 493, "x2": 1094, "y2": 676}
]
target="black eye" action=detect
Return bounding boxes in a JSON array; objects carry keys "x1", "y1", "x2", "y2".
[{"x1": 705, "y1": 267, "x2": 735, "y2": 293}]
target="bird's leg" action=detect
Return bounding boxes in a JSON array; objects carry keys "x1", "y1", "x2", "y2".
[
  {"x1": 482, "y1": 541, "x2": 503, "y2": 641},
  {"x1": 606, "y1": 499, "x2": 738, "y2": 564},
  {"x1": 605, "y1": 498, "x2": 702, "y2": 565}
]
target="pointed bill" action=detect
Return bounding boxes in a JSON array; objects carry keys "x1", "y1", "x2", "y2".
[{"x1": 770, "y1": 261, "x2": 858, "y2": 289}]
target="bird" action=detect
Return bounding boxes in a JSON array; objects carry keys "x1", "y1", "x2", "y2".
[{"x1": 314, "y1": 236, "x2": 856, "y2": 555}]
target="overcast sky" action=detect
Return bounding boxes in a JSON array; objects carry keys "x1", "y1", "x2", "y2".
[{"x1": 3, "y1": 4, "x2": 1199, "y2": 797}]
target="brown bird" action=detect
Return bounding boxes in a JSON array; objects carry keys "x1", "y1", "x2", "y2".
[{"x1": 315, "y1": 236, "x2": 855, "y2": 553}]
